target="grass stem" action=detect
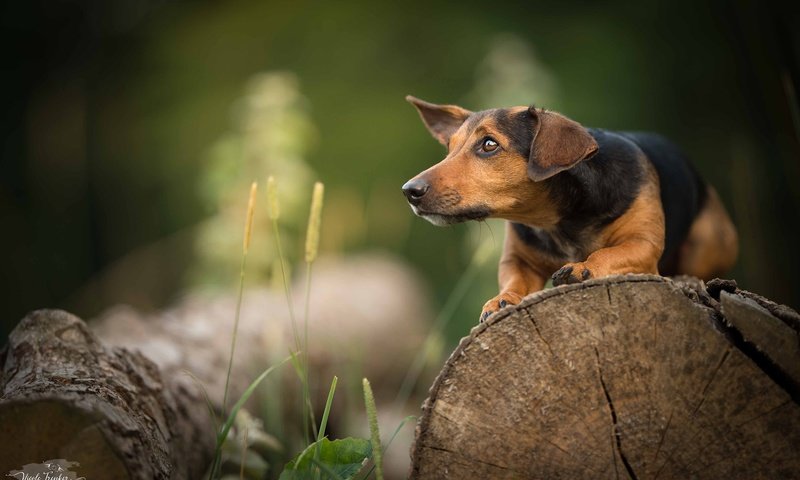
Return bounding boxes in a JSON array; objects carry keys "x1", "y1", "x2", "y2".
[
  {"x1": 362, "y1": 378, "x2": 383, "y2": 480},
  {"x1": 393, "y1": 240, "x2": 492, "y2": 411}
]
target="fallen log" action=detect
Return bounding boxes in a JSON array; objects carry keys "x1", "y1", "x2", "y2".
[
  {"x1": 410, "y1": 275, "x2": 800, "y2": 479},
  {"x1": 0, "y1": 310, "x2": 218, "y2": 479},
  {"x1": 0, "y1": 254, "x2": 433, "y2": 479},
  {"x1": 0, "y1": 290, "x2": 283, "y2": 480}
]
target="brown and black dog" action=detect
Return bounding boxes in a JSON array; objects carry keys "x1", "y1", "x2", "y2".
[{"x1": 402, "y1": 96, "x2": 738, "y2": 322}]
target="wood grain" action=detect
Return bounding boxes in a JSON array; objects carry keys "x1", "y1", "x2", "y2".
[{"x1": 411, "y1": 275, "x2": 800, "y2": 479}]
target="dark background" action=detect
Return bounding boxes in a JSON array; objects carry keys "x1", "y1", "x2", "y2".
[{"x1": 2, "y1": 0, "x2": 799, "y2": 341}]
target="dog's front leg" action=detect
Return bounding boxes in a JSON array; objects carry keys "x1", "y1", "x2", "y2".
[
  {"x1": 551, "y1": 237, "x2": 663, "y2": 285},
  {"x1": 480, "y1": 254, "x2": 546, "y2": 322},
  {"x1": 552, "y1": 180, "x2": 665, "y2": 286}
]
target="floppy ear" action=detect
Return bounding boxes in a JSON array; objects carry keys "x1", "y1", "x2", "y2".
[
  {"x1": 527, "y1": 107, "x2": 599, "y2": 181},
  {"x1": 406, "y1": 95, "x2": 472, "y2": 146}
]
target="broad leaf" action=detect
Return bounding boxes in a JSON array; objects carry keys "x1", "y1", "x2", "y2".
[{"x1": 279, "y1": 437, "x2": 371, "y2": 480}]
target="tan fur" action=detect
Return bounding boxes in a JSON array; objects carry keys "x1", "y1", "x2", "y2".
[
  {"x1": 417, "y1": 110, "x2": 561, "y2": 226},
  {"x1": 481, "y1": 160, "x2": 666, "y2": 315},
  {"x1": 404, "y1": 97, "x2": 738, "y2": 321},
  {"x1": 677, "y1": 186, "x2": 739, "y2": 279},
  {"x1": 588, "y1": 162, "x2": 665, "y2": 275}
]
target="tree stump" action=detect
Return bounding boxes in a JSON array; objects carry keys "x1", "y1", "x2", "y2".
[{"x1": 410, "y1": 275, "x2": 800, "y2": 479}]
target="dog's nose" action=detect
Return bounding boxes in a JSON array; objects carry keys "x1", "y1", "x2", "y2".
[{"x1": 402, "y1": 179, "x2": 430, "y2": 205}]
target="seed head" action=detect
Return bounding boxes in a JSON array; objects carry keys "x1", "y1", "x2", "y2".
[
  {"x1": 266, "y1": 176, "x2": 279, "y2": 221},
  {"x1": 243, "y1": 181, "x2": 258, "y2": 253},
  {"x1": 305, "y1": 182, "x2": 324, "y2": 263}
]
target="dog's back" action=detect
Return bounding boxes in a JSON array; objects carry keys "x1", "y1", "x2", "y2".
[{"x1": 617, "y1": 131, "x2": 708, "y2": 274}]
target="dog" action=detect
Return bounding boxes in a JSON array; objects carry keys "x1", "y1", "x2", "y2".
[{"x1": 402, "y1": 96, "x2": 738, "y2": 322}]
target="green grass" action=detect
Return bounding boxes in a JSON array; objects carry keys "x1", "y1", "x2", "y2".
[
  {"x1": 394, "y1": 239, "x2": 492, "y2": 410},
  {"x1": 205, "y1": 177, "x2": 475, "y2": 479},
  {"x1": 362, "y1": 378, "x2": 383, "y2": 480}
]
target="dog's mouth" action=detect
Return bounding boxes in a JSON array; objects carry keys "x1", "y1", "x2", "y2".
[{"x1": 410, "y1": 205, "x2": 491, "y2": 226}]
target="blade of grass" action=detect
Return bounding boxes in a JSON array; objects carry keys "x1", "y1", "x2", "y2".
[
  {"x1": 393, "y1": 240, "x2": 492, "y2": 410},
  {"x1": 212, "y1": 182, "x2": 259, "y2": 480},
  {"x1": 359, "y1": 416, "x2": 416, "y2": 480},
  {"x1": 313, "y1": 376, "x2": 338, "y2": 480},
  {"x1": 288, "y1": 349, "x2": 304, "y2": 379},
  {"x1": 362, "y1": 378, "x2": 383, "y2": 480},
  {"x1": 383, "y1": 415, "x2": 415, "y2": 455},
  {"x1": 318, "y1": 376, "x2": 338, "y2": 443},
  {"x1": 267, "y1": 177, "x2": 300, "y2": 353},
  {"x1": 302, "y1": 182, "x2": 324, "y2": 444},
  {"x1": 223, "y1": 182, "x2": 258, "y2": 415},
  {"x1": 214, "y1": 356, "x2": 291, "y2": 464},
  {"x1": 223, "y1": 253, "x2": 248, "y2": 414},
  {"x1": 303, "y1": 261, "x2": 319, "y2": 443},
  {"x1": 182, "y1": 370, "x2": 219, "y2": 433}
]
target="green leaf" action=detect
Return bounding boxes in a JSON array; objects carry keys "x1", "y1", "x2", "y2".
[{"x1": 280, "y1": 437, "x2": 371, "y2": 480}]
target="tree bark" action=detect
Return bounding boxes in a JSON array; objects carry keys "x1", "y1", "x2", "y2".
[
  {"x1": 410, "y1": 275, "x2": 800, "y2": 479},
  {"x1": 0, "y1": 310, "x2": 217, "y2": 479}
]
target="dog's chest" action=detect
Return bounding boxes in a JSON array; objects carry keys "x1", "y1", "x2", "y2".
[{"x1": 511, "y1": 222, "x2": 591, "y2": 264}]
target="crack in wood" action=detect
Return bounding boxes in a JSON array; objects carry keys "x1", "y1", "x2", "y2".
[
  {"x1": 685, "y1": 398, "x2": 795, "y2": 476},
  {"x1": 421, "y1": 444, "x2": 523, "y2": 474},
  {"x1": 527, "y1": 309, "x2": 555, "y2": 357},
  {"x1": 734, "y1": 399, "x2": 791, "y2": 428},
  {"x1": 695, "y1": 291, "x2": 800, "y2": 404},
  {"x1": 411, "y1": 277, "x2": 800, "y2": 478},
  {"x1": 650, "y1": 408, "x2": 673, "y2": 469},
  {"x1": 653, "y1": 422, "x2": 705, "y2": 480},
  {"x1": 691, "y1": 347, "x2": 731, "y2": 417},
  {"x1": 595, "y1": 347, "x2": 639, "y2": 480},
  {"x1": 433, "y1": 405, "x2": 496, "y2": 434},
  {"x1": 653, "y1": 347, "x2": 732, "y2": 480}
]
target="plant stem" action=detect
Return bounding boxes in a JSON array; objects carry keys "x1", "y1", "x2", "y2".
[
  {"x1": 240, "y1": 426, "x2": 248, "y2": 480},
  {"x1": 223, "y1": 253, "x2": 247, "y2": 417},
  {"x1": 360, "y1": 415, "x2": 416, "y2": 480},
  {"x1": 363, "y1": 378, "x2": 383, "y2": 480},
  {"x1": 303, "y1": 261, "x2": 318, "y2": 442},
  {"x1": 393, "y1": 242, "x2": 489, "y2": 411},
  {"x1": 271, "y1": 217, "x2": 300, "y2": 353}
]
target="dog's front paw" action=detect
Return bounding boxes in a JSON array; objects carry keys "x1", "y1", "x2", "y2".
[
  {"x1": 480, "y1": 291, "x2": 523, "y2": 323},
  {"x1": 552, "y1": 262, "x2": 593, "y2": 286}
]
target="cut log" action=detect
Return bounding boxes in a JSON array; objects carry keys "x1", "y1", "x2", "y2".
[
  {"x1": 0, "y1": 291, "x2": 286, "y2": 480},
  {"x1": 410, "y1": 275, "x2": 800, "y2": 479},
  {"x1": 0, "y1": 310, "x2": 216, "y2": 479},
  {"x1": 0, "y1": 254, "x2": 434, "y2": 479}
]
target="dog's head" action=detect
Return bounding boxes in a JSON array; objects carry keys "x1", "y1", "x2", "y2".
[{"x1": 402, "y1": 96, "x2": 598, "y2": 226}]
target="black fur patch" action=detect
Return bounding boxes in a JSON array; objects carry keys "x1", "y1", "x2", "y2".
[
  {"x1": 542, "y1": 129, "x2": 646, "y2": 254},
  {"x1": 511, "y1": 222, "x2": 563, "y2": 258},
  {"x1": 461, "y1": 110, "x2": 492, "y2": 136},
  {"x1": 619, "y1": 132, "x2": 707, "y2": 274},
  {"x1": 513, "y1": 128, "x2": 706, "y2": 270},
  {"x1": 493, "y1": 109, "x2": 534, "y2": 157}
]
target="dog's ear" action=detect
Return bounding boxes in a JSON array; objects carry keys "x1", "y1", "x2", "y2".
[
  {"x1": 527, "y1": 107, "x2": 598, "y2": 181},
  {"x1": 406, "y1": 95, "x2": 472, "y2": 146}
]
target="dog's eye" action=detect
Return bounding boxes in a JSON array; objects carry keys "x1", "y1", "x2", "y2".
[{"x1": 480, "y1": 137, "x2": 499, "y2": 153}]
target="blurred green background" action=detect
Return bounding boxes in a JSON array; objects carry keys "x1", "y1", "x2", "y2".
[{"x1": 2, "y1": 0, "x2": 799, "y2": 342}]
